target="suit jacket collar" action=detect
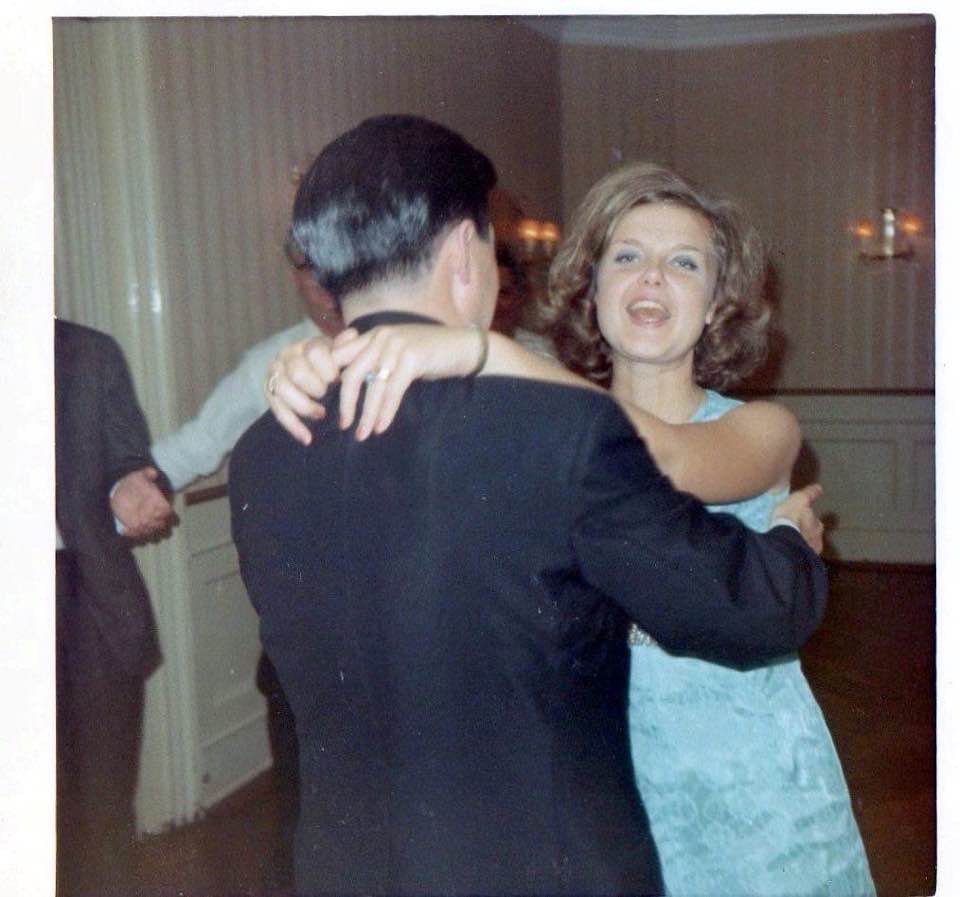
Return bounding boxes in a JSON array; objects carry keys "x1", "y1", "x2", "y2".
[{"x1": 348, "y1": 311, "x2": 442, "y2": 334}]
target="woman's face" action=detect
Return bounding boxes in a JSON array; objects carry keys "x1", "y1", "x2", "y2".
[{"x1": 594, "y1": 202, "x2": 719, "y2": 373}]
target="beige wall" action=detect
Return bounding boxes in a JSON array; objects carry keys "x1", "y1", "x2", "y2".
[
  {"x1": 57, "y1": 16, "x2": 934, "y2": 399},
  {"x1": 142, "y1": 16, "x2": 562, "y2": 420},
  {"x1": 559, "y1": 22, "x2": 934, "y2": 392},
  {"x1": 56, "y1": 17, "x2": 561, "y2": 420}
]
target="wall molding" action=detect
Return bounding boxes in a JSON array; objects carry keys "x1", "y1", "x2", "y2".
[{"x1": 522, "y1": 14, "x2": 931, "y2": 51}]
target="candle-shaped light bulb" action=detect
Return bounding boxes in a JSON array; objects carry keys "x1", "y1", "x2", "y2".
[
  {"x1": 881, "y1": 208, "x2": 897, "y2": 257},
  {"x1": 517, "y1": 218, "x2": 540, "y2": 257},
  {"x1": 539, "y1": 221, "x2": 560, "y2": 256}
]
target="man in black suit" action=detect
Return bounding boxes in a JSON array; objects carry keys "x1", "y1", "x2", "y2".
[
  {"x1": 229, "y1": 115, "x2": 827, "y2": 897},
  {"x1": 55, "y1": 319, "x2": 173, "y2": 896}
]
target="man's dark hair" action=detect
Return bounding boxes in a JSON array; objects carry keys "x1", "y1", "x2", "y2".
[{"x1": 291, "y1": 115, "x2": 498, "y2": 302}]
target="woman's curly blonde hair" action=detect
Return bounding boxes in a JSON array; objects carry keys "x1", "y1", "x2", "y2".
[{"x1": 541, "y1": 163, "x2": 769, "y2": 392}]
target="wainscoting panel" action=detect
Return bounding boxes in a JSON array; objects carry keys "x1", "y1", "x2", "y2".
[
  {"x1": 198, "y1": 712, "x2": 272, "y2": 811},
  {"x1": 776, "y1": 393, "x2": 934, "y2": 563},
  {"x1": 186, "y1": 501, "x2": 271, "y2": 809}
]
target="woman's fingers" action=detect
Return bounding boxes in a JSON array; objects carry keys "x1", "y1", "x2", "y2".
[
  {"x1": 355, "y1": 344, "x2": 408, "y2": 440},
  {"x1": 330, "y1": 330, "x2": 374, "y2": 370},
  {"x1": 348, "y1": 334, "x2": 405, "y2": 439},
  {"x1": 332, "y1": 326, "x2": 360, "y2": 349},
  {"x1": 267, "y1": 385, "x2": 316, "y2": 446},
  {"x1": 265, "y1": 338, "x2": 339, "y2": 444},
  {"x1": 301, "y1": 338, "x2": 341, "y2": 393},
  {"x1": 268, "y1": 356, "x2": 326, "y2": 418},
  {"x1": 311, "y1": 324, "x2": 482, "y2": 439},
  {"x1": 266, "y1": 326, "x2": 437, "y2": 444},
  {"x1": 371, "y1": 363, "x2": 416, "y2": 436},
  {"x1": 337, "y1": 336, "x2": 385, "y2": 432}
]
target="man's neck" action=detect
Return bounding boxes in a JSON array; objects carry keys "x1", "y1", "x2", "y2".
[{"x1": 342, "y1": 285, "x2": 462, "y2": 328}]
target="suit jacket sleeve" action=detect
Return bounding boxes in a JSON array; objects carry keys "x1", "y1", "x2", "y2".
[
  {"x1": 570, "y1": 400, "x2": 827, "y2": 668},
  {"x1": 100, "y1": 332, "x2": 171, "y2": 493}
]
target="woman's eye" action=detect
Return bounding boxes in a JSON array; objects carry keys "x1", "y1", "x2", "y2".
[
  {"x1": 672, "y1": 256, "x2": 699, "y2": 271},
  {"x1": 613, "y1": 250, "x2": 639, "y2": 264}
]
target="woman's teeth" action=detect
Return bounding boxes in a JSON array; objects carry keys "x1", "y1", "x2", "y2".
[{"x1": 627, "y1": 301, "x2": 669, "y2": 323}]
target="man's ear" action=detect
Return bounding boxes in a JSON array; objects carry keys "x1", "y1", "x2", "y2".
[
  {"x1": 443, "y1": 218, "x2": 477, "y2": 285},
  {"x1": 438, "y1": 220, "x2": 482, "y2": 323}
]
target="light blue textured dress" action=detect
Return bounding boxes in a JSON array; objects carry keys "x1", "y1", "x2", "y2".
[{"x1": 628, "y1": 391, "x2": 875, "y2": 897}]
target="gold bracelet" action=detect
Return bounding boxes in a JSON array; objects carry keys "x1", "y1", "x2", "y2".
[{"x1": 467, "y1": 325, "x2": 489, "y2": 377}]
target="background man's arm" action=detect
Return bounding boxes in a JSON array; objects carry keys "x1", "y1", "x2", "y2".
[
  {"x1": 151, "y1": 320, "x2": 319, "y2": 492},
  {"x1": 99, "y1": 334, "x2": 173, "y2": 539}
]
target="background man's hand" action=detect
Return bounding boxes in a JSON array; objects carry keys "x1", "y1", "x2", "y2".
[{"x1": 111, "y1": 466, "x2": 174, "y2": 540}]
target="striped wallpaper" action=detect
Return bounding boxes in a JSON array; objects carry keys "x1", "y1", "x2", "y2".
[
  {"x1": 55, "y1": 16, "x2": 562, "y2": 423},
  {"x1": 55, "y1": 17, "x2": 933, "y2": 402},
  {"x1": 558, "y1": 22, "x2": 934, "y2": 391}
]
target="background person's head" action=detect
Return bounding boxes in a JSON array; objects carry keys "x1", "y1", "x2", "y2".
[
  {"x1": 544, "y1": 162, "x2": 768, "y2": 391},
  {"x1": 283, "y1": 232, "x2": 343, "y2": 338},
  {"x1": 492, "y1": 243, "x2": 529, "y2": 335},
  {"x1": 291, "y1": 115, "x2": 498, "y2": 319}
]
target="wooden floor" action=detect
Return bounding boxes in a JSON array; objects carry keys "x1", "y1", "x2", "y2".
[
  {"x1": 123, "y1": 561, "x2": 936, "y2": 897},
  {"x1": 800, "y1": 562, "x2": 936, "y2": 897}
]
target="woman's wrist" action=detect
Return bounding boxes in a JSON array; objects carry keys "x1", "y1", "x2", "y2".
[{"x1": 466, "y1": 325, "x2": 489, "y2": 377}]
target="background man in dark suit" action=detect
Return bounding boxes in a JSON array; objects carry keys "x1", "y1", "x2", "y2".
[
  {"x1": 229, "y1": 115, "x2": 828, "y2": 897},
  {"x1": 55, "y1": 319, "x2": 173, "y2": 896}
]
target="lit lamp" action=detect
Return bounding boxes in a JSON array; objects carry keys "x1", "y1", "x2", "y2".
[
  {"x1": 539, "y1": 221, "x2": 561, "y2": 256},
  {"x1": 852, "y1": 208, "x2": 920, "y2": 261},
  {"x1": 517, "y1": 218, "x2": 542, "y2": 257},
  {"x1": 515, "y1": 218, "x2": 562, "y2": 260}
]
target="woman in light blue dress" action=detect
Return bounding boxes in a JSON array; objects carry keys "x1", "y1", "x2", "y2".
[
  {"x1": 628, "y1": 393, "x2": 873, "y2": 897},
  {"x1": 544, "y1": 163, "x2": 875, "y2": 896},
  {"x1": 265, "y1": 162, "x2": 875, "y2": 896}
]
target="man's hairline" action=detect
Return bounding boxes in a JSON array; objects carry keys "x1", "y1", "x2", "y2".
[{"x1": 335, "y1": 215, "x2": 494, "y2": 310}]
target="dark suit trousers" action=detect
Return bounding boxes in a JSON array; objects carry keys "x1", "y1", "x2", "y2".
[
  {"x1": 257, "y1": 651, "x2": 300, "y2": 888},
  {"x1": 56, "y1": 552, "x2": 145, "y2": 897}
]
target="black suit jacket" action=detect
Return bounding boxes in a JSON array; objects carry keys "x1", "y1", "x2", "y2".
[
  {"x1": 55, "y1": 319, "x2": 164, "y2": 680},
  {"x1": 230, "y1": 312, "x2": 827, "y2": 897}
]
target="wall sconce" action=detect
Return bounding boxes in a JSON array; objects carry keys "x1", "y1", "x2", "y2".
[
  {"x1": 852, "y1": 208, "x2": 921, "y2": 261},
  {"x1": 516, "y1": 218, "x2": 562, "y2": 260}
]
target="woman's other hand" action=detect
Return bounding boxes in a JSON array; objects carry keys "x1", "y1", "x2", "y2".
[
  {"x1": 771, "y1": 483, "x2": 825, "y2": 554},
  {"x1": 264, "y1": 335, "x2": 339, "y2": 446}
]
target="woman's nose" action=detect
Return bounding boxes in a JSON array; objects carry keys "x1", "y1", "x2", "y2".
[{"x1": 641, "y1": 260, "x2": 663, "y2": 285}]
